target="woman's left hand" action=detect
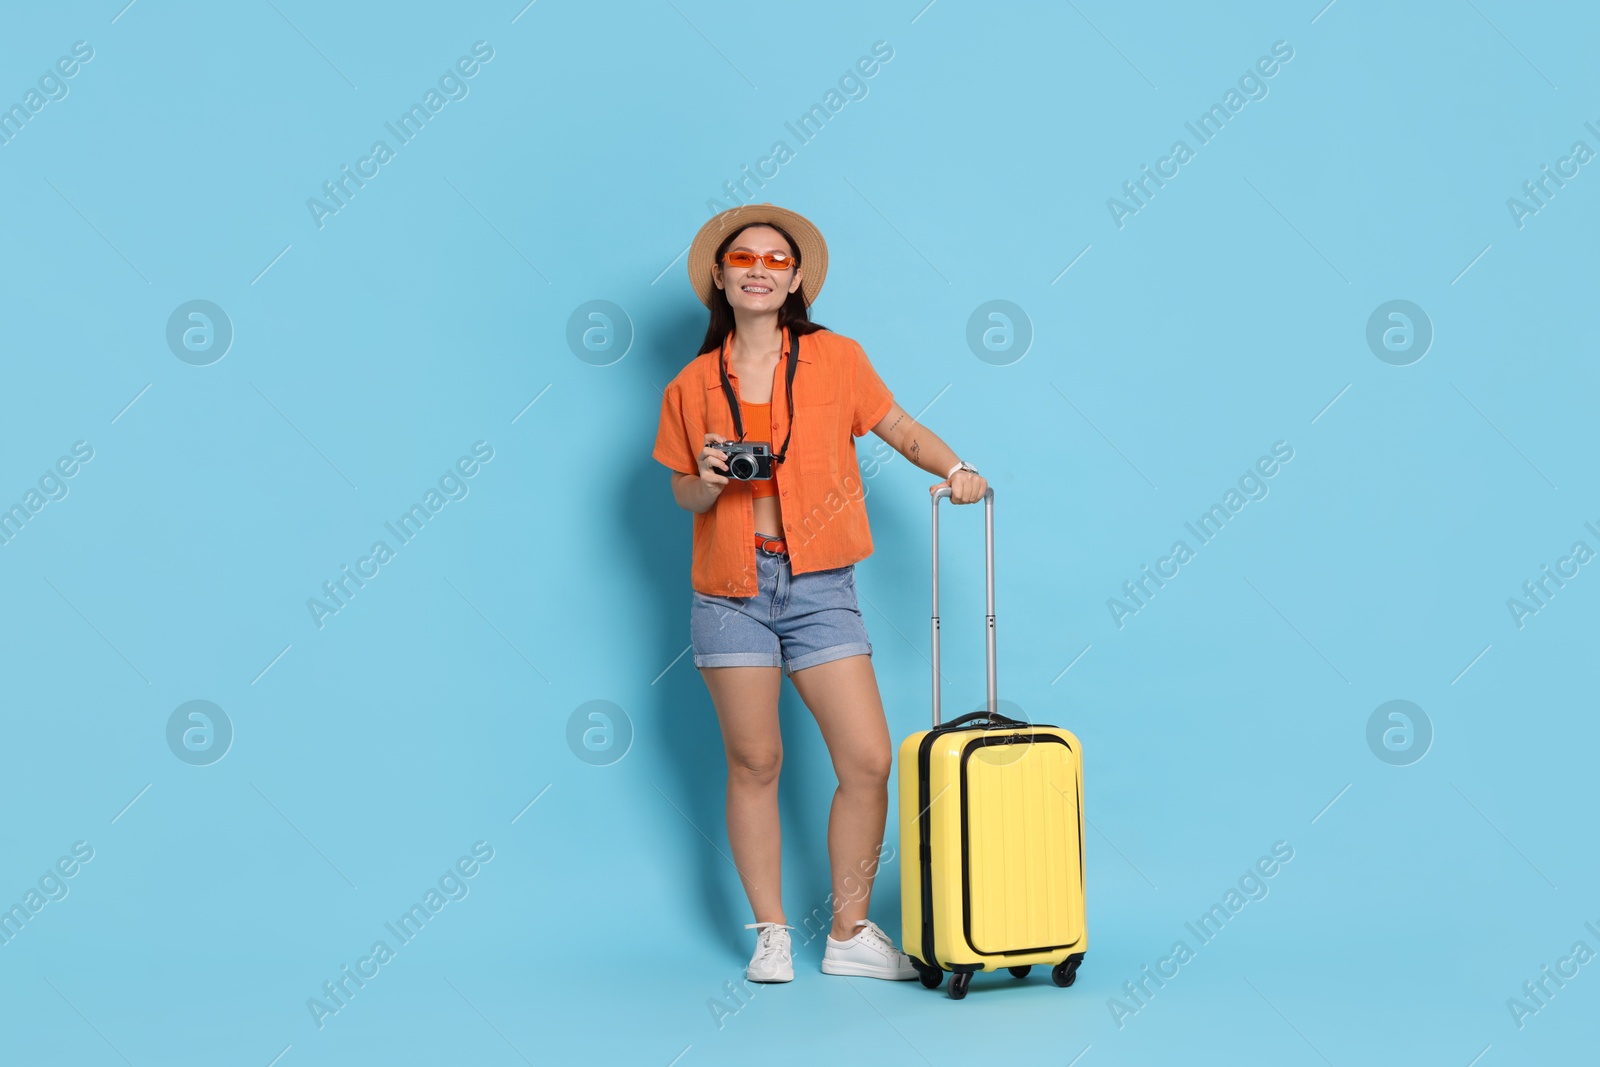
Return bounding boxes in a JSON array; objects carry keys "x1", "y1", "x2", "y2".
[{"x1": 932, "y1": 469, "x2": 988, "y2": 505}]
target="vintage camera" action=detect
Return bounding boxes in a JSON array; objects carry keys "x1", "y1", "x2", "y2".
[{"x1": 716, "y1": 441, "x2": 775, "y2": 481}]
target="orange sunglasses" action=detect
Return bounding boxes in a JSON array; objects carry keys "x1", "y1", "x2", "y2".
[{"x1": 722, "y1": 250, "x2": 796, "y2": 270}]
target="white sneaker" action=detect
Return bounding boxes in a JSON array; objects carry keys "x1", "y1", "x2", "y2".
[
  {"x1": 820, "y1": 919, "x2": 918, "y2": 980},
  {"x1": 744, "y1": 921, "x2": 795, "y2": 982}
]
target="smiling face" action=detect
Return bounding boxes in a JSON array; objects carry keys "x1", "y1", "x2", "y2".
[{"x1": 712, "y1": 225, "x2": 804, "y2": 314}]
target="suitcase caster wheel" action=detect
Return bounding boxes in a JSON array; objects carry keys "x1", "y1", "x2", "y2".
[
  {"x1": 1051, "y1": 959, "x2": 1080, "y2": 988},
  {"x1": 948, "y1": 972, "x2": 972, "y2": 1000},
  {"x1": 1008, "y1": 965, "x2": 1031, "y2": 979},
  {"x1": 914, "y1": 962, "x2": 943, "y2": 990}
]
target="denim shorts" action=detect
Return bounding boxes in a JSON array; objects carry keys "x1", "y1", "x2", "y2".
[{"x1": 691, "y1": 535, "x2": 873, "y2": 674}]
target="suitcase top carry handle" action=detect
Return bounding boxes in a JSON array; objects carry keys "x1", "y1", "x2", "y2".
[
  {"x1": 931, "y1": 485, "x2": 995, "y2": 727},
  {"x1": 935, "y1": 710, "x2": 1022, "y2": 731}
]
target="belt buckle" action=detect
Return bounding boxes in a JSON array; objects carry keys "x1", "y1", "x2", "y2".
[{"x1": 759, "y1": 535, "x2": 787, "y2": 556}]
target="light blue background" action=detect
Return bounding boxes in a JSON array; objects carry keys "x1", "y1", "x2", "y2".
[{"x1": 1, "y1": 1, "x2": 1595, "y2": 1064}]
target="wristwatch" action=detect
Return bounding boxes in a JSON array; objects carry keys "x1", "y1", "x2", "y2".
[{"x1": 946, "y1": 460, "x2": 980, "y2": 479}]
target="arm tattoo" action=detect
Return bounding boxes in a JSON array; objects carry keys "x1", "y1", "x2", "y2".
[
  {"x1": 884, "y1": 412, "x2": 906, "y2": 437},
  {"x1": 908, "y1": 437, "x2": 922, "y2": 463}
]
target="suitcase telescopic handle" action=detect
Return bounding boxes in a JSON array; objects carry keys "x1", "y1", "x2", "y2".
[{"x1": 931, "y1": 485, "x2": 995, "y2": 727}]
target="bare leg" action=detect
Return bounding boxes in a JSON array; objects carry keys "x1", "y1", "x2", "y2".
[
  {"x1": 788, "y1": 654, "x2": 893, "y2": 940},
  {"x1": 700, "y1": 665, "x2": 786, "y2": 924}
]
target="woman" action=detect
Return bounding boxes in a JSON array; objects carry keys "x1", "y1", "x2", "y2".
[{"x1": 651, "y1": 203, "x2": 987, "y2": 983}]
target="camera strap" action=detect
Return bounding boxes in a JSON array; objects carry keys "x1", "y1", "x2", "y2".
[{"x1": 718, "y1": 327, "x2": 798, "y2": 466}]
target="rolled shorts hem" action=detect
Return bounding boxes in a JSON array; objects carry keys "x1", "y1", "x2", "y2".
[
  {"x1": 693, "y1": 651, "x2": 783, "y2": 669},
  {"x1": 783, "y1": 641, "x2": 872, "y2": 675}
]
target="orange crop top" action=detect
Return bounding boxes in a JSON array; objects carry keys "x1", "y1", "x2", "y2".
[{"x1": 737, "y1": 399, "x2": 778, "y2": 497}]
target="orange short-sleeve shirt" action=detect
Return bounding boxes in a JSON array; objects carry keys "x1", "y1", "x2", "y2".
[{"x1": 652, "y1": 327, "x2": 895, "y2": 597}]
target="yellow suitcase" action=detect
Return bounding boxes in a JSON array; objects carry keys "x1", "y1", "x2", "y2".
[{"x1": 898, "y1": 487, "x2": 1087, "y2": 999}]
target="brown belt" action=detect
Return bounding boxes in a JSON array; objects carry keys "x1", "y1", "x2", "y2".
[{"x1": 755, "y1": 532, "x2": 788, "y2": 555}]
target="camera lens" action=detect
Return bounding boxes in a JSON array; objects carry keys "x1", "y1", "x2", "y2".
[{"x1": 729, "y1": 453, "x2": 756, "y2": 479}]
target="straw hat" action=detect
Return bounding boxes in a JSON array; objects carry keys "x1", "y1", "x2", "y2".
[{"x1": 687, "y1": 203, "x2": 828, "y2": 308}]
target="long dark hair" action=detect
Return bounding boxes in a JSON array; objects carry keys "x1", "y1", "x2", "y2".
[{"x1": 697, "y1": 221, "x2": 827, "y2": 355}]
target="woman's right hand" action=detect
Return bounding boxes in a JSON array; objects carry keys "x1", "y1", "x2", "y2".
[{"x1": 698, "y1": 433, "x2": 732, "y2": 494}]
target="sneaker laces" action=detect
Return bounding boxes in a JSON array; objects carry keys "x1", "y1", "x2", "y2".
[
  {"x1": 745, "y1": 921, "x2": 794, "y2": 967},
  {"x1": 850, "y1": 919, "x2": 902, "y2": 958}
]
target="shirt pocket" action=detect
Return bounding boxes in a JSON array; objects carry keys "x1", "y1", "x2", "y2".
[{"x1": 791, "y1": 403, "x2": 839, "y2": 474}]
